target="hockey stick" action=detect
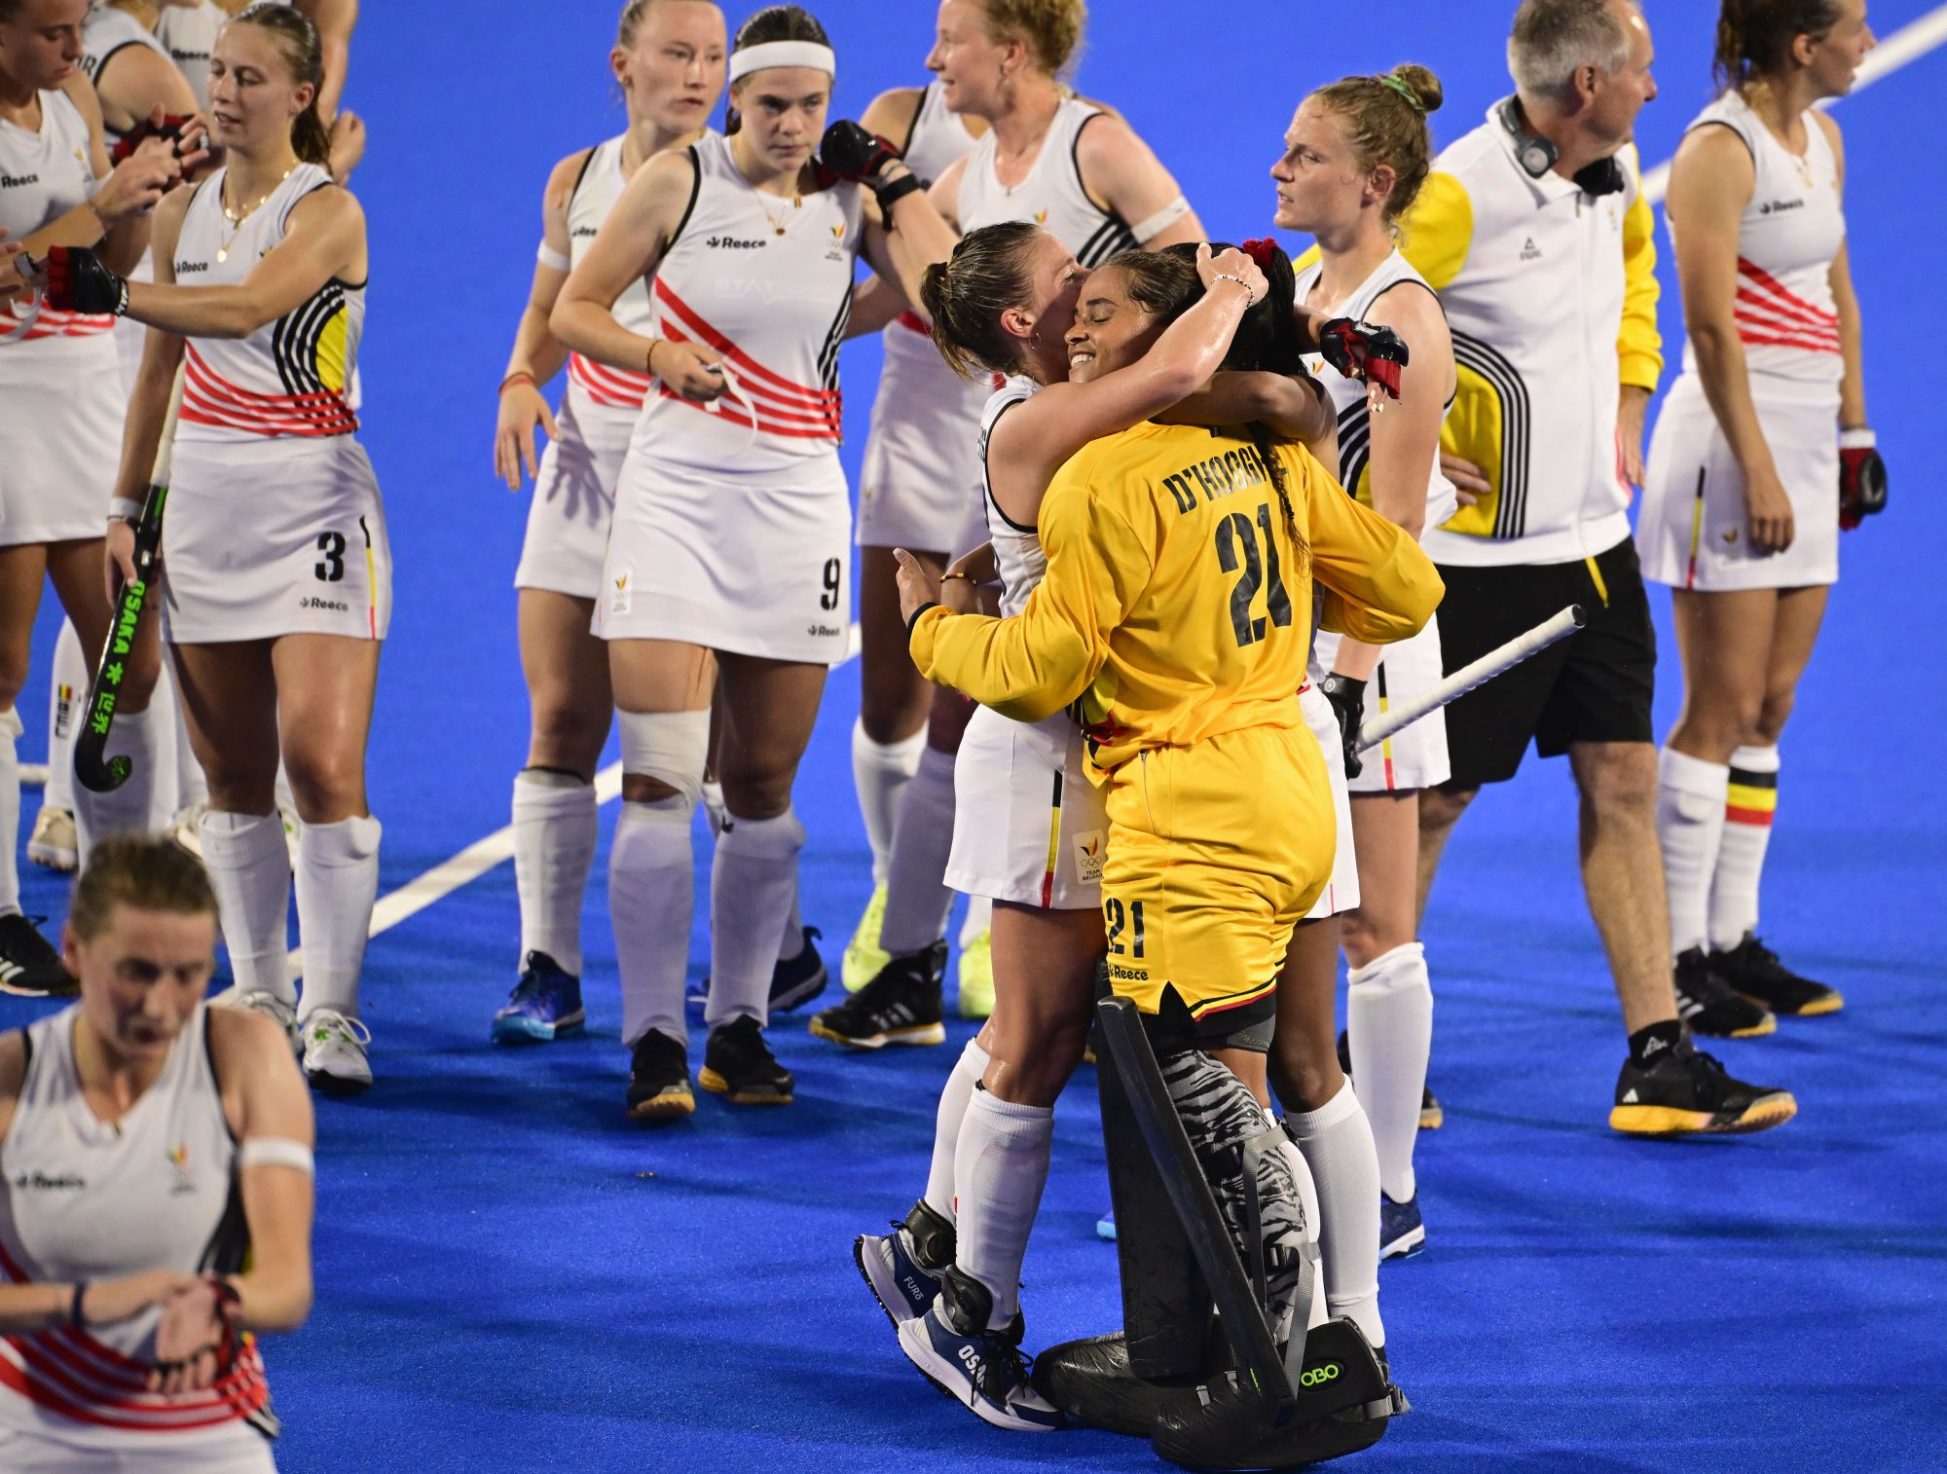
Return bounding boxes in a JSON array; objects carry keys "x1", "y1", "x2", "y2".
[
  {"x1": 1357, "y1": 604, "x2": 1586, "y2": 753},
  {"x1": 75, "y1": 366, "x2": 187, "y2": 794}
]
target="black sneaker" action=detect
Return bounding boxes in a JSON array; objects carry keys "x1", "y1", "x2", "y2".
[
  {"x1": 808, "y1": 941, "x2": 947, "y2": 1049},
  {"x1": 1673, "y1": 947, "x2": 1776, "y2": 1038},
  {"x1": 1337, "y1": 1028, "x2": 1442, "y2": 1131},
  {"x1": 626, "y1": 1029, "x2": 695, "y2": 1121},
  {"x1": 699, "y1": 1015, "x2": 793, "y2": 1105},
  {"x1": 769, "y1": 926, "x2": 828, "y2": 1012},
  {"x1": 0, "y1": 914, "x2": 77, "y2": 998},
  {"x1": 1609, "y1": 1037, "x2": 1797, "y2": 1137},
  {"x1": 1710, "y1": 933, "x2": 1843, "y2": 1017}
]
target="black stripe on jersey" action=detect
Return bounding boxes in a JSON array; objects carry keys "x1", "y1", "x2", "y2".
[
  {"x1": 669, "y1": 146, "x2": 704, "y2": 248},
  {"x1": 85, "y1": 40, "x2": 145, "y2": 85},
  {"x1": 901, "y1": 83, "x2": 934, "y2": 155},
  {"x1": 1451, "y1": 329, "x2": 1531, "y2": 540},
  {"x1": 568, "y1": 143, "x2": 600, "y2": 203},
  {"x1": 1337, "y1": 398, "x2": 1373, "y2": 499},
  {"x1": 277, "y1": 178, "x2": 333, "y2": 238},
  {"x1": 1077, "y1": 216, "x2": 1137, "y2": 268},
  {"x1": 981, "y1": 399, "x2": 1035, "y2": 533},
  {"x1": 271, "y1": 280, "x2": 348, "y2": 398},
  {"x1": 817, "y1": 290, "x2": 851, "y2": 395}
]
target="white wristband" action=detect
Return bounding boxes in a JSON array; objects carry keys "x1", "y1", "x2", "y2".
[
  {"x1": 107, "y1": 497, "x2": 141, "y2": 525},
  {"x1": 536, "y1": 241, "x2": 570, "y2": 273},
  {"x1": 238, "y1": 1137, "x2": 315, "y2": 1174},
  {"x1": 1838, "y1": 427, "x2": 1875, "y2": 450}
]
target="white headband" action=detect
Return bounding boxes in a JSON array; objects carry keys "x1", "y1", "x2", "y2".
[{"x1": 728, "y1": 41, "x2": 835, "y2": 84}]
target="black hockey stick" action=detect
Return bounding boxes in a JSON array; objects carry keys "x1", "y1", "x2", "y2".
[{"x1": 75, "y1": 368, "x2": 185, "y2": 794}]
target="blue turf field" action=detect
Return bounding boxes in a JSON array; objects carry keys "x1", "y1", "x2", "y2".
[{"x1": 8, "y1": 2, "x2": 1947, "y2": 1469}]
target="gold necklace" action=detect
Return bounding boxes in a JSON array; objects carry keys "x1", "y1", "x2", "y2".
[
  {"x1": 216, "y1": 163, "x2": 298, "y2": 262},
  {"x1": 755, "y1": 186, "x2": 801, "y2": 237}
]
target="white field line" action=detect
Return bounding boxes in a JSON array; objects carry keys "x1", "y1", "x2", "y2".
[{"x1": 1641, "y1": 2, "x2": 1947, "y2": 202}]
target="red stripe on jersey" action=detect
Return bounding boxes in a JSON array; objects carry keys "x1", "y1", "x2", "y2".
[
  {"x1": 893, "y1": 310, "x2": 931, "y2": 336},
  {"x1": 179, "y1": 346, "x2": 357, "y2": 437},
  {"x1": 652, "y1": 384, "x2": 841, "y2": 442},
  {"x1": 658, "y1": 325, "x2": 841, "y2": 438},
  {"x1": 1733, "y1": 323, "x2": 1842, "y2": 355},
  {"x1": 568, "y1": 352, "x2": 651, "y2": 410},
  {"x1": 4, "y1": 304, "x2": 116, "y2": 341},
  {"x1": 653, "y1": 281, "x2": 841, "y2": 414},
  {"x1": 1735, "y1": 258, "x2": 1839, "y2": 328}
]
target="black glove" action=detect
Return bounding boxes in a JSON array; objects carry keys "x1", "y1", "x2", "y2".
[
  {"x1": 820, "y1": 119, "x2": 902, "y2": 183},
  {"x1": 40, "y1": 247, "x2": 129, "y2": 316},
  {"x1": 1838, "y1": 429, "x2": 1887, "y2": 530},
  {"x1": 1318, "y1": 673, "x2": 1366, "y2": 781},
  {"x1": 1319, "y1": 319, "x2": 1409, "y2": 401},
  {"x1": 109, "y1": 113, "x2": 195, "y2": 166}
]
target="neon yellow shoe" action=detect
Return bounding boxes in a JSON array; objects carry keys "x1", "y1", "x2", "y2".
[
  {"x1": 842, "y1": 882, "x2": 890, "y2": 993},
  {"x1": 956, "y1": 929, "x2": 994, "y2": 1019}
]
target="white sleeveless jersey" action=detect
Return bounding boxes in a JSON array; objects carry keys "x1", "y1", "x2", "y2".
[
  {"x1": 978, "y1": 378, "x2": 1044, "y2": 617},
  {"x1": 173, "y1": 162, "x2": 362, "y2": 441},
  {"x1": 881, "y1": 81, "x2": 983, "y2": 365},
  {"x1": 0, "y1": 1004, "x2": 274, "y2": 1444},
  {"x1": 635, "y1": 132, "x2": 862, "y2": 483},
  {"x1": 150, "y1": 0, "x2": 227, "y2": 109},
  {"x1": 1295, "y1": 249, "x2": 1459, "y2": 529},
  {"x1": 0, "y1": 89, "x2": 116, "y2": 346},
  {"x1": 1674, "y1": 89, "x2": 1845, "y2": 386},
  {"x1": 81, "y1": 4, "x2": 174, "y2": 149},
  {"x1": 563, "y1": 132, "x2": 701, "y2": 411},
  {"x1": 957, "y1": 96, "x2": 1136, "y2": 268}
]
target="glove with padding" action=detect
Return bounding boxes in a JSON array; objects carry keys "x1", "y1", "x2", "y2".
[
  {"x1": 1319, "y1": 319, "x2": 1409, "y2": 402},
  {"x1": 110, "y1": 114, "x2": 196, "y2": 166},
  {"x1": 1838, "y1": 428, "x2": 1887, "y2": 531},
  {"x1": 1318, "y1": 673, "x2": 1366, "y2": 781},
  {"x1": 820, "y1": 119, "x2": 902, "y2": 182},
  {"x1": 39, "y1": 247, "x2": 129, "y2": 316}
]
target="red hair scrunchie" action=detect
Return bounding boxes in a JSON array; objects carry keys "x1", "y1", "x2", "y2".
[{"x1": 1240, "y1": 238, "x2": 1278, "y2": 269}]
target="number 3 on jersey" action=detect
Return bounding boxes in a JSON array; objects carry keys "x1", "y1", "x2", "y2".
[
  {"x1": 315, "y1": 531, "x2": 347, "y2": 583},
  {"x1": 1214, "y1": 503, "x2": 1293, "y2": 647}
]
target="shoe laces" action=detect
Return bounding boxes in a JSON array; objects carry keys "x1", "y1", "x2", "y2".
[
  {"x1": 966, "y1": 1325, "x2": 1034, "y2": 1404},
  {"x1": 1736, "y1": 934, "x2": 1789, "y2": 978},
  {"x1": 1677, "y1": 958, "x2": 1744, "y2": 1008},
  {"x1": 851, "y1": 949, "x2": 942, "y2": 1008},
  {"x1": 306, "y1": 1009, "x2": 371, "y2": 1048}
]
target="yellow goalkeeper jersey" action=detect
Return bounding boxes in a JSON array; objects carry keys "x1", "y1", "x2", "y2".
[{"x1": 910, "y1": 421, "x2": 1443, "y2": 775}]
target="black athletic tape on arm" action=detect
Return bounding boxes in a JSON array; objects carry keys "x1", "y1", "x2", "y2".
[{"x1": 905, "y1": 600, "x2": 939, "y2": 641}]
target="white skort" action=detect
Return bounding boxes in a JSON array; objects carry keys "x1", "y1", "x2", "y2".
[
  {"x1": 854, "y1": 318, "x2": 989, "y2": 554},
  {"x1": 1312, "y1": 619, "x2": 1451, "y2": 794},
  {"x1": 0, "y1": 335, "x2": 123, "y2": 548},
  {"x1": 513, "y1": 382, "x2": 635, "y2": 600},
  {"x1": 1300, "y1": 682, "x2": 1359, "y2": 921},
  {"x1": 946, "y1": 703, "x2": 1108, "y2": 909}
]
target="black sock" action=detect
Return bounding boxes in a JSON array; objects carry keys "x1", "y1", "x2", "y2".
[{"x1": 1628, "y1": 1020, "x2": 1685, "y2": 1066}]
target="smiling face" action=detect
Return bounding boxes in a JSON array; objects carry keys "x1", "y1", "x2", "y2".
[
  {"x1": 68, "y1": 904, "x2": 218, "y2": 1067},
  {"x1": 926, "y1": 0, "x2": 1015, "y2": 118},
  {"x1": 1270, "y1": 98, "x2": 1379, "y2": 237},
  {"x1": 997, "y1": 229, "x2": 1086, "y2": 382},
  {"x1": 207, "y1": 20, "x2": 313, "y2": 153},
  {"x1": 730, "y1": 64, "x2": 830, "y2": 173},
  {"x1": 1063, "y1": 263, "x2": 1173, "y2": 384},
  {"x1": 0, "y1": 0, "x2": 86, "y2": 92},
  {"x1": 1585, "y1": 0, "x2": 1656, "y2": 148},
  {"x1": 615, "y1": 1, "x2": 727, "y2": 134}
]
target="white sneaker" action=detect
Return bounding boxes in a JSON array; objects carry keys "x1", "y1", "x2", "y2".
[
  {"x1": 211, "y1": 985, "x2": 302, "y2": 1059},
  {"x1": 301, "y1": 1008, "x2": 372, "y2": 1093},
  {"x1": 26, "y1": 806, "x2": 78, "y2": 872}
]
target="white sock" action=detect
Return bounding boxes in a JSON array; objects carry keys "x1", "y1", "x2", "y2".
[
  {"x1": 146, "y1": 664, "x2": 181, "y2": 821},
  {"x1": 1271, "y1": 1108, "x2": 1329, "y2": 1332},
  {"x1": 705, "y1": 808, "x2": 805, "y2": 1030},
  {"x1": 924, "y1": 1037, "x2": 992, "y2": 1220},
  {"x1": 72, "y1": 706, "x2": 160, "y2": 861},
  {"x1": 778, "y1": 868, "x2": 806, "y2": 962},
  {"x1": 1710, "y1": 745, "x2": 1779, "y2": 950},
  {"x1": 701, "y1": 778, "x2": 726, "y2": 837},
  {"x1": 879, "y1": 745, "x2": 957, "y2": 956},
  {"x1": 1285, "y1": 1080, "x2": 1384, "y2": 1350},
  {"x1": 1657, "y1": 747, "x2": 1730, "y2": 957},
  {"x1": 1346, "y1": 941, "x2": 1432, "y2": 1203},
  {"x1": 294, "y1": 814, "x2": 381, "y2": 1020},
  {"x1": 512, "y1": 770, "x2": 597, "y2": 976},
  {"x1": 200, "y1": 810, "x2": 294, "y2": 1005},
  {"x1": 0, "y1": 707, "x2": 20, "y2": 916},
  {"x1": 612, "y1": 796, "x2": 694, "y2": 1048},
  {"x1": 852, "y1": 720, "x2": 924, "y2": 884},
  {"x1": 42, "y1": 620, "x2": 86, "y2": 814},
  {"x1": 951, "y1": 1086, "x2": 1054, "y2": 1328},
  {"x1": 173, "y1": 689, "x2": 207, "y2": 812}
]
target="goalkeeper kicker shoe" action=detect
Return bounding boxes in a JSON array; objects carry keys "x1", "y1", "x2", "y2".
[
  {"x1": 896, "y1": 1267, "x2": 1062, "y2": 1432},
  {"x1": 1610, "y1": 1038, "x2": 1796, "y2": 1137},
  {"x1": 855, "y1": 1198, "x2": 954, "y2": 1327},
  {"x1": 810, "y1": 941, "x2": 946, "y2": 1049}
]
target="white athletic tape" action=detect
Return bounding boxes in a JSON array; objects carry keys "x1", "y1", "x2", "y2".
[
  {"x1": 0, "y1": 288, "x2": 42, "y2": 345},
  {"x1": 19, "y1": 764, "x2": 47, "y2": 788},
  {"x1": 728, "y1": 41, "x2": 835, "y2": 84},
  {"x1": 238, "y1": 1137, "x2": 315, "y2": 1174},
  {"x1": 1357, "y1": 605, "x2": 1585, "y2": 752}
]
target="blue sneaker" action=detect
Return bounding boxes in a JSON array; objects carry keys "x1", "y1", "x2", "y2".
[
  {"x1": 895, "y1": 1269, "x2": 1062, "y2": 1432},
  {"x1": 855, "y1": 1199, "x2": 953, "y2": 1326},
  {"x1": 491, "y1": 952, "x2": 586, "y2": 1044},
  {"x1": 1380, "y1": 1190, "x2": 1426, "y2": 1260},
  {"x1": 1096, "y1": 1210, "x2": 1117, "y2": 1242}
]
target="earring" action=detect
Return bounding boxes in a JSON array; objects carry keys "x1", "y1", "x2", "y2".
[{"x1": 1028, "y1": 331, "x2": 1041, "y2": 350}]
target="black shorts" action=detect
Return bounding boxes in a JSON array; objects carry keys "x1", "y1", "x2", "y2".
[{"x1": 1433, "y1": 537, "x2": 1656, "y2": 788}]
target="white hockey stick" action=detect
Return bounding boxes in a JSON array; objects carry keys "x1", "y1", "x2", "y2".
[{"x1": 1357, "y1": 604, "x2": 1586, "y2": 752}]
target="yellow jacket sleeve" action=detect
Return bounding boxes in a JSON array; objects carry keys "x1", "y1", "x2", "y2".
[
  {"x1": 910, "y1": 466, "x2": 1152, "y2": 723},
  {"x1": 1393, "y1": 171, "x2": 1473, "y2": 293},
  {"x1": 1618, "y1": 146, "x2": 1663, "y2": 392},
  {"x1": 1300, "y1": 455, "x2": 1445, "y2": 643}
]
